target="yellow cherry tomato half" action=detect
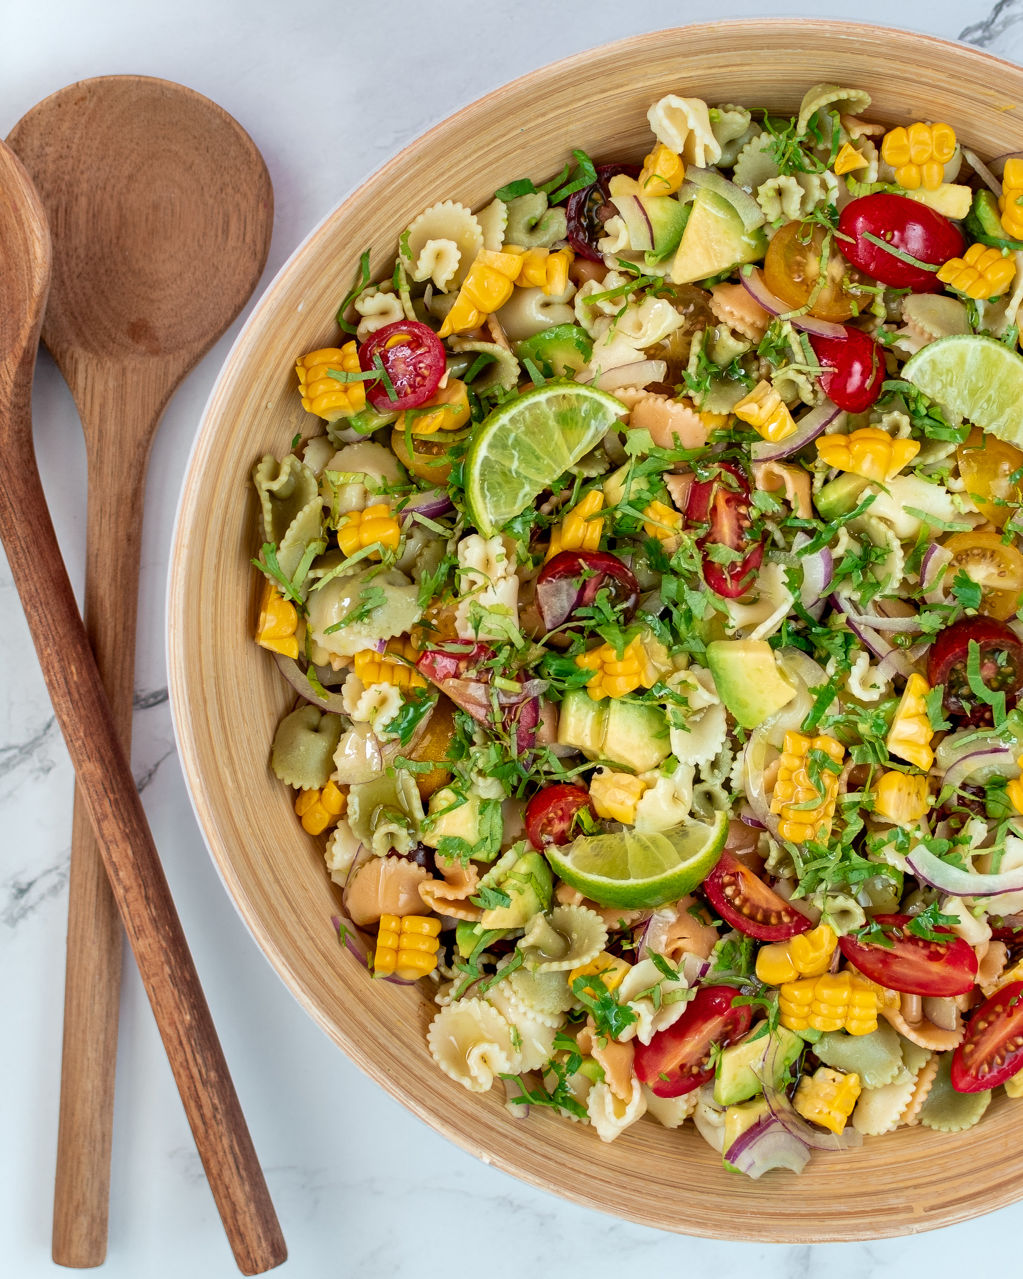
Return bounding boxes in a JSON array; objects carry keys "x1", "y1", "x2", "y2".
[
  {"x1": 956, "y1": 428, "x2": 1023, "y2": 529},
  {"x1": 943, "y1": 530, "x2": 1023, "y2": 620},
  {"x1": 762, "y1": 221, "x2": 866, "y2": 322}
]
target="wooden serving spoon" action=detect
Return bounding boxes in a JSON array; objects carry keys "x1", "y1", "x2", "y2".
[{"x1": 5, "y1": 81, "x2": 280, "y2": 1271}]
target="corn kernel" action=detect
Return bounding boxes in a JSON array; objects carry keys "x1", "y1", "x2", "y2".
[
  {"x1": 438, "y1": 250, "x2": 523, "y2": 337},
  {"x1": 756, "y1": 924, "x2": 837, "y2": 986},
  {"x1": 834, "y1": 142, "x2": 868, "y2": 175},
  {"x1": 886, "y1": 674, "x2": 935, "y2": 771},
  {"x1": 255, "y1": 578, "x2": 299, "y2": 660},
  {"x1": 732, "y1": 379, "x2": 797, "y2": 443},
  {"x1": 794, "y1": 1066, "x2": 862, "y2": 1134},
  {"x1": 295, "y1": 780, "x2": 346, "y2": 836},
  {"x1": 546, "y1": 489, "x2": 605, "y2": 560},
  {"x1": 589, "y1": 770, "x2": 648, "y2": 824},
  {"x1": 779, "y1": 972, "x2": 878, "y2": 1036},
  {"x1": 508, "y1": 245, "x2": 574, "y2": 296},
  {"x1": 1008, "y1": 756, "x2": 1023, "y2": 817},
  {"x1": 373, "y1": 913, "x2": 442, "y2": 980},
  {"x1": 1002, "y1": 159, "x2": 1023, "y2": 239},
  {"x1": 937, "y1": 242, "x2": 1016, "y2": 300},
  {"x1": 639, "y1": 143, "x2": 686, "y2": 195},
  {"x1": 296, "y1": 343, "x2": 366, "y2": 421},
  {"x1": 337, "y1": 503, "x2": 402, "y2": 560},
  {"x1": 641, "y1": 499, "x2": 683, "y2": 542},
  {"x1": 769, "y1": 731, "x2": 844, "y2": 844},
  {"x1": 816, "y1": 427, "x2": 918, "y2": 483},
  {"x1": 398, "y1": 378, "x2": 471, "y2": 435},
  {"x1": 570, "y1": 951, "x2": 632, "y2": 996},
  {"x1": 873, "y1": 771, "x2": 930, "y2": 824},
  {"x1": 575, "y1": 634, "x2": 660, "y2": 700},
  {"x1": 881, "y1": 122, "x2": 957, "y2": 190},
  {"x1": 352, "y1": 635, "x2": 425, "y2": 691}
]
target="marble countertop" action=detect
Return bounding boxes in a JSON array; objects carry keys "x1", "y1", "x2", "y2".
[{"x1": 5, "y1": 2, "x2": 1023, "y2": 1275}]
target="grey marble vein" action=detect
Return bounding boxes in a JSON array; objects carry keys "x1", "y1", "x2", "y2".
[
  {"x1": 2, "y1": 857, "x2": 68, "y2": 928},
  {"x1": 0, "y1": 714, "x2": 58, "y2": 783},
  {"x1": 960, "y1": 0, "x2": 1023, "y2": 45}
]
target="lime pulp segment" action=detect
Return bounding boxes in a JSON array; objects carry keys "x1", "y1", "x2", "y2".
[
  {"x1": 545, "y1": 810, "x2": 728, "y2": 909},
  {"x1": 902, "y1": 334, "x2": 1023, "y2": 448},
  {"x1": 464, "y1": 381, "x2": 625, "y2": 535}
]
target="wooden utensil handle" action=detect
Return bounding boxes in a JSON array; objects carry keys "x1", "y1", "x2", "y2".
[
  {"x1": 53, "y1": 432, "x2": 148, "y2": 1268},
  {"x1": 0, "y1": 446, "x2": 286, "y2": 1275}
]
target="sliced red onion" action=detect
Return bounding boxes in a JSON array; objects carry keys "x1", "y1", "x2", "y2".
[
  {"x1": 920, "y1": 543, "x2": 953, "y2": 605},
  {"x1": 873, "y1": 647, "x2": 917, "y2": 684},
  {"x1": 831, "y1": 591, "x2": 925, "y2": 632},
  {"x1": 724, "y1": 1114, "x2": 811, "y2": 1178},
  {"x1": 740, "y1": 268, "x2": 848, "y2": 339},
  {"x1": 907, "y1": 844, "x2": 1023, "y2": 898},
  {"x1": 592, "y1": 359, "x2": 667, "y2": 391},
  {"x1": 786, "y1": 532, "x2": 833, "y2": 612},
  {"x1": 401, "y1": 488, "x2": 455, "y2": 521},
  {"x1": 740, "y1": 809, "x2": 767, "y2": 830},
  {"x1": 742, "y1": 733, "x2": 782, "y2": 839},
  {"x1": 685, "y1": 167, "x2": 766, "y2": 232},
  {"x1": 964, "y1": 147, "x2": 1004, "y2": 196},
  {"x1": 751, "y1": 399, "x2": 842, "y2": 463},
  {"x1": 942, "y1": 745, "x2": 1017, "y2": 792},
  {"x1": 758, "y1": 1038, "x2": 862, "y2": 1151},
  {"x1": 273, "y1": 651, "x2": 348, "y2": 713},
  {"x1": 830, "y1": 593, "x2": 915, "y2": 674}
]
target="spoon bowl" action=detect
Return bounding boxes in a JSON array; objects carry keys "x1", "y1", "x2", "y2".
[{"x1": 7, "y1": 76, "x2": 273, "y2": 1269}]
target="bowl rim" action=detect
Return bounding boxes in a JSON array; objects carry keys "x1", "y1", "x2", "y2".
[{"x1": 168, "y1": 18, "x2": 1023, "y2": 1242}]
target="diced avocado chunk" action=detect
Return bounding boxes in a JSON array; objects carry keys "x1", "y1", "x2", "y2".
[
  {"x1": 671, "y1": 190, "x2": 767, "y2": 285},
  {"x1": 557, "y1": 689, "x2": 609, "y2": 757},
  {"x1": 421, "y1": 786, "x2": 502, "y2": 860},
  {"x1": 516, "y1": 324, "x2": 593, "y2": 378},
  {"x1": 557, "y1": 689, "x2": 670, "y2": 772},
  {"x1": 965, "y1": 188, "x2": 1023, "y2": 251},
  {"x1": 479, "y1": 851, "x2": 553, "y2": 928},
  {"x1": 706, "y1": 639, "x2": 797, "y2": 730},
  {"x1": 815, "y1": 472, "x2": 870, "y2": 522},
  {"x1": 722, "y1": 1097, "x2": 772, "y2": 1172},
  {"x1": 714, "y1": 1025, "x2": 803, "y2": 1106},
  {"x1": 611, "y1": 191, "x2": 690, "y2": 262},
  {"x1": 455, "y1": 921, "x2": 506, "y2": 959}
]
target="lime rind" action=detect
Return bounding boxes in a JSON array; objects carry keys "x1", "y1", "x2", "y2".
[
  {"x1": 465, "y1": 381, "x2": 626, "y2": 535},
  {"x1": 902, "y1": 334, "x2": 1023, "y2": 447}
]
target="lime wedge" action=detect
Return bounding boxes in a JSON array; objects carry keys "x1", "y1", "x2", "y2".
[
  {"x1": 902, "y1": 334, "x2": 1023, "y2": 447},
  {"x1": 464, "y1": 381, "x2": 625, "y2": 535},
  {"x1": 544, "y1": 810, "x2": 728, "y2": 909}
]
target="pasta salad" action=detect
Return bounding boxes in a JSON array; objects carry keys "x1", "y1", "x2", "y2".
[{"x1": 251, "y1": 81, "x2": 1023, "y2": 1177}]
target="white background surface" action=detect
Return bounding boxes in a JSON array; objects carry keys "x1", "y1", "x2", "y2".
[{"x1": 5, "y1": 2, "x2": 1023, "y2": 1276}]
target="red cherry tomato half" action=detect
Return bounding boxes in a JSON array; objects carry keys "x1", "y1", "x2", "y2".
[
  {"x1": 525, "y1": 784, "x2": 595, "y2": 848},
  {"x1": 358, "y1": 320, "x2": 446, "y2": 412},
  {"x1": 565, "y1": 162, "x2": 641, "y2": 261},
  {"x1": 701, "y1": 852, "x2": 812, "y2": 941},
  {"x1": 684, "y1": 461, "x2": 764, "y2": 599},
  {"x1": 534, "y1": 549, "x2": 639, "y2": 632},
  {"x1": 634, "y1": 985, "x2": 753, "y2": 1098},
  {"x1": 926, "y1": 614, "x2": 1023, "y2": 724},
  {"x1": 808, "y1": 328, "x2": 886, "y2": 413},
  {"x1": 837, "y1": 193, "x2": 964, "y2": 291},
  {"x1": 838, "y1": 914, "x2": 978, "y2": 996},
  {"x1": 951, "y1": 981, "x2": 1023, "y2": 1092}
]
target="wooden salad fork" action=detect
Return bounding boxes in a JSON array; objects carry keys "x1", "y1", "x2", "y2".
[{"x1": 0, "y1": 124, "x2": 285, "y2": 1272}]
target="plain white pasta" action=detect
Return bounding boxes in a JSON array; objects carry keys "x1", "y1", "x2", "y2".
[
  {"x1": 496, "y1": 281, "x2": 576, "y2": 342},
  {"x1": 340, "y1": 674, "x2": 403, "y2": 740},
  {"x1": 596, "y1": 213, "x2": 631, "y2": 256},
  {"x1": 667, "y1": 666, "x2": 728, "y2": 768},
  {"x1": 586, "y1": 1077, "x2": 647, "y2": 1143},
  {"x1": 616, "y1": 958, "x2": 690, "y2": 1046},
  {"x1": 642, "y1": 1085, "x2": 699, "y2": 1128},
  {"x1": 475, "y1": 198, "x2": 508, "y2": 251},
  {"x1": 843, "y1": 650, "x2": 889, "y2": 704},
  {"x1": 485, "y1": 985, "x2": 559, "y2": 1071},
  {"x1": 647, "y1": 93, "x2": 722, "y2": 167},
  {"x1": 354, "y1": 285, "x2": 405, "y2": 340},
  {"x1": 403, "y1": 200, "x2": 483, "y2": 291},
  {"x1": 756, "y1": 170, "x2": 838, "y2": 222},
  {"x1": 454, "y1": 532, "x2": 520, "y2": 641},
  {"x1": 633, "y1": 764, "x2": 695, "y2": 833},
  {"x1": 723, "y1": 559, "x2": 794, "y2": 641},
  {"x1": 939, "y1": 896, "x2": 992, "y2": 947},
  {"x1": 427, "y1": 998, "x2": 517, "y2": 1093}
]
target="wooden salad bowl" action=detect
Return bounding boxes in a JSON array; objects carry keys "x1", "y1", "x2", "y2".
[{"x1": 168, "y1": 21, "x2": 1023, "y2": 1241}]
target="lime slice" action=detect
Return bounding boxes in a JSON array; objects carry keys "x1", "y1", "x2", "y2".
[
  {"x1": 545, "y1": 810, "x2": 729, "y2": 909},
  {"x1": 902, "y1": 334, "x2": 1023, "y2": 447},
  {"x1": 464, "y1": 381, "x2": 625, "y2": 535}
]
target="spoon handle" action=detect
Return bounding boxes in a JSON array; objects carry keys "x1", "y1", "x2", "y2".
[
  {"x1": 0, "y1": 436, "x2": 287, "y2": 1274},
  {"x1": 53, "y1": 415, "x2": 149, "y2": 1268}
]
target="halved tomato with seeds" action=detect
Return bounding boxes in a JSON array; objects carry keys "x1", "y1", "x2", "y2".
[
  {"x1": 839, "y1": 914, "x2": 977, "y2": 996},
  {"x1": 952, "y1": 981, "x2": 1023, "y2": 1093},
  {"x1": 701, "y1": 851, "x2": 812, "y2": 941},
  {"x1": 634, "y1": 985, "x2": 752, "y2": 1097}
]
